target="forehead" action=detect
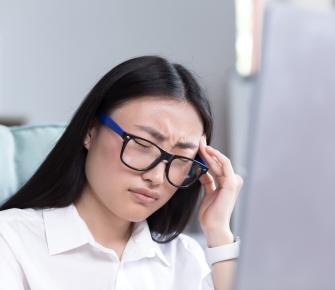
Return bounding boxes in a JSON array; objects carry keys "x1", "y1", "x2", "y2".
[{"x1": 110, "y1": 96, "x2": 204, "y2": 142}]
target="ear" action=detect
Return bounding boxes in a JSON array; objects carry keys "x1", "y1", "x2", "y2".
[{"x1": 83, "y1": 127, "x2": 97, "y2": 150}]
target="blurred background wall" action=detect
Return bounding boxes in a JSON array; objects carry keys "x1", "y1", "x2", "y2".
[{"x1": 0, "y1": 0, "x2": 235, "y2": 151}]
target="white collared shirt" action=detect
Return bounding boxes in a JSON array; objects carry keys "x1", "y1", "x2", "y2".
[{"x1": 0, "y1": 204, "x2": 214, "y2": 290}]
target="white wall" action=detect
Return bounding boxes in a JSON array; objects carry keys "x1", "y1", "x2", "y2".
[{"x1": 0, "y1": 0, "x2": 235, "y2": 149}]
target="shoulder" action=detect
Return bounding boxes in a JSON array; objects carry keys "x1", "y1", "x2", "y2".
[
  {"x1": 0, "y1": 207, "x2": 43, "y2": 235},
  {"x1": 158, "y1": 233, "x2": 209, "y2": 269},
  {"x1": 173, "y1": 233, "x2": 207, "y2": 262},
  {"x1": 154, "y1": 234, "x2": 213, "y2": 289},
  {"x1": 0, "y1": 207, "x2": 42, "y2": 223},
  {"x1": 156, "y1": 233, "x2": 211, "y2": 283}
]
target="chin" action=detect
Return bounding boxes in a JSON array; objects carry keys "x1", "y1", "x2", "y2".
[
  {"x1": 117, "y1": 208, "x2": 149, "y2": 223},
  {"x1": 120, "y1": 200, "x2": 159, "y2": 222},
  {"x1": 129, "y1": 210, "x2": 154, "y2": 222},
  {"x1": 129, "y1": 217, "x2": 147, "y2": 223}
]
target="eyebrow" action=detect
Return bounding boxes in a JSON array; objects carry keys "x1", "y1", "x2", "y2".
[{"x1": 134, "y1": 125, "x2": 197, "y2": 149}]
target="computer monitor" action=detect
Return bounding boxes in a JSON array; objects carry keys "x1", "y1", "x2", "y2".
[{"x1": 234, "y1": 3, "x2": 335, "y2": 290}]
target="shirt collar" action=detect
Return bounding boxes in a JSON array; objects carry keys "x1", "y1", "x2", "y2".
[{"x1": 43, "y1": 204, "x2": 170, "y2": 267}]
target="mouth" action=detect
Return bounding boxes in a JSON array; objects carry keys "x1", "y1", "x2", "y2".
[{"x1": 128, "y1": 188, "x2": 159, "y2": 203}]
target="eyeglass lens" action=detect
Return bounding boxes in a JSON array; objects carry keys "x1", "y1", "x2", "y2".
[{"x1": 122, "y1": 137, "x2": 202, "y2": 187}]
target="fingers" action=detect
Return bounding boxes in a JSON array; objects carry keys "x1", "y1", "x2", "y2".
[
  {"x1": 199, "y1": 172, "x2": 216, "y2": 192},
  {"x1": 199, "y1": 136, "x2": 244, "y2": 191},
  {"x1": 235, "y1": 174, "x2": 244, "y2": 191},
  {"x1": 206, "y1": 146, "x2": 235, "y2": 178},
  {"x1": 199, "y1": 137, "x2": 233, "y2": 179}
]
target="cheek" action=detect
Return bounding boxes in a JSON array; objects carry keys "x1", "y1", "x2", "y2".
[
  {"x1": 85, "y1": 139, "x2": 125, "y2": 197},
  {"x1": 84, "y1": 136, "x2": 180, "y2": 220}
]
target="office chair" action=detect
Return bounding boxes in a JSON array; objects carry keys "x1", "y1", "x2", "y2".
[{"x1": 0, "y1": 124, "x2": 65, "y2": 205}]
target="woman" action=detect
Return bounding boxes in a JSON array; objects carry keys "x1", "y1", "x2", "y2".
[{"x1": 0, "y1": 56, "x2": 243, "y2": 290}]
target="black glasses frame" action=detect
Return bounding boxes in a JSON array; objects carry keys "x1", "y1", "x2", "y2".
[{"x1": 98, "y1": 113, "x2": 208, "y2": 188}]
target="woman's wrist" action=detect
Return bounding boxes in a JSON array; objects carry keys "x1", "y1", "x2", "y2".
[
  {"x1": 205, "y1": 235, "x2": 240, "y2": 265},
  {"x1": 204, "y1": 229, "x2": 234, "y2": 247},
  {"x1": 204, "y1": 227, "x2": 240, "y2": 265}
]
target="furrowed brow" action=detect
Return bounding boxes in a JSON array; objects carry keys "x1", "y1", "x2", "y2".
[
  {"x1": 135, "y1": 125, "x2": 166, "y2": 142},
  {"x1": 174, "y1": 141, "x2": 197, "y2": 150},
  {"x1": 134, "y1": 125, "x2": 197, "y2": 150}
]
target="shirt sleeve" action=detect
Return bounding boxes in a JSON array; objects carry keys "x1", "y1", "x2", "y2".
[
  {"x1": 0, "y1": 232, "x2": 27, "y2": 290},
  {"x1": 178, "y1": 234, "x2": 215, "y2": 290},
  {"x1": 201, "y1": 272, "x2": 215, "y2": 290}
]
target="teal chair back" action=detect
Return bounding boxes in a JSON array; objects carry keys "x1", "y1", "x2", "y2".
[{"x1": 0, "y1": 124, "x2": 66, "y2": 205}]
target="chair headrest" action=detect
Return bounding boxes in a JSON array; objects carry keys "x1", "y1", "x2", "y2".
[{"x1": 0, "y1": 124, "x2": 65, "y2": 205}]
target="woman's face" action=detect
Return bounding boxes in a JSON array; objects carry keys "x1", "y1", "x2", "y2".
[{"x1": 83, "y1": 96, "x2": 204, "y2": 222}]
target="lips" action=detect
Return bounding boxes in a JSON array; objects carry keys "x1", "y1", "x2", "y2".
[{"x1": 128, "y1": 188, "x2": 159, "y2": 200}]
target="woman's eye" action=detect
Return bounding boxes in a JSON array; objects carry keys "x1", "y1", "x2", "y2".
[{"x1": 134, "y1": 139, "x2": 151, "y2": 148}]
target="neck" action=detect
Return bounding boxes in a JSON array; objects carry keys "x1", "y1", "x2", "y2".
[{"x1": 74, "y1": 184, "x2": 133, "y2": 249}]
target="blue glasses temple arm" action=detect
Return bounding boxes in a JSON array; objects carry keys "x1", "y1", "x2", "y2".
[
  {"x1": 98, "y1": 113, "x2": 124, "y2": 137},
  {"x1": 195, "y1": 154, "x2": 208, "y2": 169}
]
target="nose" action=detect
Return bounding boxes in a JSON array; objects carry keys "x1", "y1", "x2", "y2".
[{"x1": 141, "y1": 160, "x2": 167, "y2": 186}]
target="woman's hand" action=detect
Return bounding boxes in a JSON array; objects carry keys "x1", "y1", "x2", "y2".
[{"x1": 198, "y1": 136, "x2": 243, "y2": 246}]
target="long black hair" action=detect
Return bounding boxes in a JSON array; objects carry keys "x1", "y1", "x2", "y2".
[{"x1": 0, "y1": 55, "x2": 213, "y2": 243}]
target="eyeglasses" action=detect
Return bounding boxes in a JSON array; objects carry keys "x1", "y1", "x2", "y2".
[{"x1": 98, "y1": 113, "x2": 208, "y2": 188}]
